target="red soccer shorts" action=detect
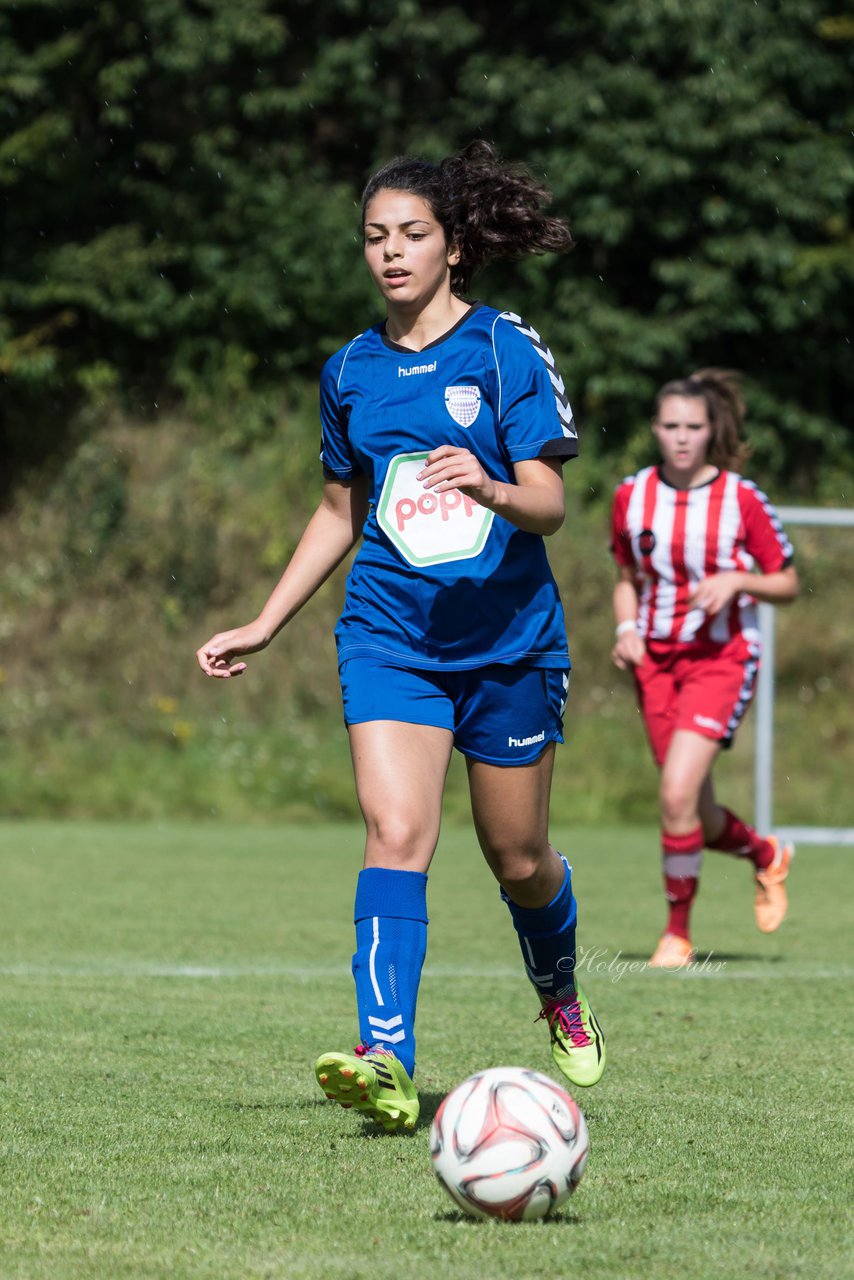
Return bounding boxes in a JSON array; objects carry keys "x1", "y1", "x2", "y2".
[{"x1": 633, "y1": 635, "x2": 761, "y2": 766}]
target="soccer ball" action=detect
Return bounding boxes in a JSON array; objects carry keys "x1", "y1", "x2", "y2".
[{"x1": 429, "y1": 1066, "x2": 589, "y2": 1222}]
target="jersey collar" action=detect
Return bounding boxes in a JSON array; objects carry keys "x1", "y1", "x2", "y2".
[
  {"x1": 379, "y1": 301, "x2": 483, "y2": 354},
  {"x1": 656, "y1": 464, "x2": 722, "y2": 492}
]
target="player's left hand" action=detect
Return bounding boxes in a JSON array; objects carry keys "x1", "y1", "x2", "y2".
[
  {"x1": 689, "y1": 572, "x2": 747, "y2": 616},
  {"x1": 418, "y1": 446, "x2": 497, "y2": 506}
]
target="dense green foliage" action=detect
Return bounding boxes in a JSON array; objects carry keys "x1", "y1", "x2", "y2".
[
  {"x1": 2, "y1": 2, "x2": 852, "y2": 822},
  {"x1": 2, "y1": 0, "x2": 853, "y2": 492},
  {"x1": 2, "y1": 821, "x2": 852, "y2": 1278}
]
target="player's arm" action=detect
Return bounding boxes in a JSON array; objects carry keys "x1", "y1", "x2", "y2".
[
  {"x1": 611, "y1": 566, "x2": 647, "y2": 669},
  {"x1": 689, "y1": 564, "x2": 798, "y2": 617},
  {"x1": 196, "y1": 476, "x2": 369, "y2": 678},
  {"x1": 691, "y1": 483, "x2": 799, "y2": 617},
  {"x1": 417, "y1": 447, "x2": 565, "y2": 535}
]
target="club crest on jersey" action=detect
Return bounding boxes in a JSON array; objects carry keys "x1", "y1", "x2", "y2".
[
  {"x1": 377, "y1": 450, "x2": 494, "y2": 567},
  {"x1": 444, "y1": 385, "x2": 481, "y2": 428},
  {"x1": 639, "y1": 528, "x2": 656, "y2": 555}
]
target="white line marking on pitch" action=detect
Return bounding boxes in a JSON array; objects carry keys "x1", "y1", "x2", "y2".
[{"x1": 1, "y1": 963, "x2": 853, "y2": 981}]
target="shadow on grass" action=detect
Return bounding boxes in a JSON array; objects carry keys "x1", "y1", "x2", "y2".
[
  {"x1": 222, "y1": 1097, "x2": 332, "y2": 1112},
  {"x1": 344, "y1": 1090, "x2": 446, "y2": 1138},
  {"x1": 615, "y1": 950, "x2": 777, "y2": 964},
  {"x1": 415, "y1": 1090, "x2": 444, "y2": 1125},
  {"x1": 245, "y1": 1092, "x2": 445, "y2": 1127},
  {"x1": 698, "y1": 950, "x2": 786, "y2": 963},
  {"x1": 433, "y1": 1208, "x2": 583, "y2": 1225}
]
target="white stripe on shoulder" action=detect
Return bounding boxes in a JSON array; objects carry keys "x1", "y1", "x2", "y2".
[
  {"x1": 618, "y1": 466, "x2": 655, "y2": 496},
  {"x1": 336, "y1": 332, "x2": 366, "y2": 391},
  {"x1": 738, "y1": 478, "x2": 793, "y2": 559},
  {"x1": 495, "y1": 311, "x2": 577, "y2": 438}
]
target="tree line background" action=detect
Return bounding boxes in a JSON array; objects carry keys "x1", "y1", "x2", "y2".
[{"x1": 0, "y1": 0, "x2": 852, "y2": 823}]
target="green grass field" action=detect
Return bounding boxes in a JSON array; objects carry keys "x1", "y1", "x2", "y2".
[{"x1": 1, "y1": 821, "x2": 852, "y2": 1280}]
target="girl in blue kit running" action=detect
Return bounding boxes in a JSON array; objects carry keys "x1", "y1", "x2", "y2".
[{"x1": 196, "y1": 140, "x2": 605, "y2": 1131}]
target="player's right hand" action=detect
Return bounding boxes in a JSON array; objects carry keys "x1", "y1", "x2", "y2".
[
  {"x1": 196, "y1": 622, "x2": 269, "y2": 678},
  {"x1": 611, "y1": 631, "x2": 646, "y2": 670}
]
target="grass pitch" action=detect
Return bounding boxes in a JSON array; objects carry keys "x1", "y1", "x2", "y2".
[{"x1": 1, "y1": 821, "x2": 852, "y2": 1279}]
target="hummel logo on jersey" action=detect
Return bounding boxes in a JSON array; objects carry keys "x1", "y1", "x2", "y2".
[
  {"x1": 509, "y1": 730, "x2": 546, "y2": 748},
  {"x1": 398, "y1": 361, "x2": 437, "y2": 377},
  {"x1": 694, "y1": 714, "x2": 724, "y2": 733},
  {"x1": 444, "y1": 384, "x2": 481, "y2": 427}
]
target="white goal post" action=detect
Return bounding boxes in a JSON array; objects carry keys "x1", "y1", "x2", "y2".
[{"x1": 754, "y1": 506, "x2": 854, "y2": 846}]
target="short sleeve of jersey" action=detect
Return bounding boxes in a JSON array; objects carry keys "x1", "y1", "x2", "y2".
[
  {"x1": 610, "y1": 480, "x2": 635, "y2": 568},
  {"x1": 738, "y1": 481, "x2": 793, "y2": 573},
  {"x1": 319, "y1": 348, "x2": 362, "y2": 481},
  {"x1": 491, "y1": 313, "x2": 579, "y2": 463}
]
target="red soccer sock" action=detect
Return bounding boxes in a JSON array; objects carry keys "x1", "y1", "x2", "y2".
[
  {"x1": 706, "y1": 807, "x2": 775, "y2": 871},
  {"x1": 662, "y1": 827, "x2": 703, "y2": 941}
]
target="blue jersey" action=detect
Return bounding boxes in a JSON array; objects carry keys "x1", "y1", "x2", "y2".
[{"x1": 319, "y1": 302, "x2": 578, "y2": 671}]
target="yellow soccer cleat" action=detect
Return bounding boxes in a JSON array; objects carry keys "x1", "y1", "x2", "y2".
[
  {"x1": 537, "y1": 982, "x2": 606, "y2": 1088},
  {"x1": 315, "y1": 1045, "x2": 419, "y2": 1133}
]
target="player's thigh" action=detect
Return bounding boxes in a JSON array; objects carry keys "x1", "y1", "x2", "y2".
[
  {"x1": 347, "y1": 720, "x2": 453, "y2": 870},
  {"x1": 660, "y1": 729, "x2": 722, "y2": 812},
  {"x1": 633, "y1": 649, "x2": 678, "y2": 767}
]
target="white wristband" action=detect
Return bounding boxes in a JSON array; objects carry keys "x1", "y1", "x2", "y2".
[{"x1": 615, "y1": 619, "x2": 638, "y2": 637}]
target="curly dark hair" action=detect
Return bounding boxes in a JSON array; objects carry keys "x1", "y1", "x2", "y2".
[
  {"x1": 653, "y1": 369, "x2": 749, "y2": 472},
  {"x1": 360, "y1": 140, "x2": 573, "y2": 295}
]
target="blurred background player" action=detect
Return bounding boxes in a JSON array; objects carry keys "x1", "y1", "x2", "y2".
[
  {"x1": 196, "y1": 140, "x2": 605, "y2": 1131},
  {"x1": 610, "y1": 369, "x2": 798, "y2": 968}
]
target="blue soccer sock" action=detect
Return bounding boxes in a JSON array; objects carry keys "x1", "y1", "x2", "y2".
[
  {"x1": 352, "y1": 867, "x2": 428, "y2": 1079},
  {"x1": 502, "y1": 855, "x2": 577, "y2": 1001}
]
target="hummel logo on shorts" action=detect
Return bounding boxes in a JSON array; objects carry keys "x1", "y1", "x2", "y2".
[{"x1": 508, "y1": 730, "x2": 546, "y2": 748}]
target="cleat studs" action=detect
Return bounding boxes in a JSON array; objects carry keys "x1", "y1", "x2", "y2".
[
  {"x1": 356, "y1": 1076, "x2": 368, "y2": 1089},
  {"x1": 359, "y1": 1093, "x2": 369, "y2": 1101},
  {"x1": 340, "y1": 1068, "x2": 354, "y2": 1079},
  {"x1": 324, "y1": 1092, "x2": 336, "y2": 1099},
  {"x1": 341, "y1": 1103, "x2": 352, "y2": 1109},
  {"x1": 318, "y1": 1073, "x2": 328, "y2": 1085}
]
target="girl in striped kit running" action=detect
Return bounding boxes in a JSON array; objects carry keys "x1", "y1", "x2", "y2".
[{"x1": 610, "y1": 369, "x2": 798, "y2": 968}]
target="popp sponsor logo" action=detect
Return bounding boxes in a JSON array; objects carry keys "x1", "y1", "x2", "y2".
[
  {"x1": 394, "y1": 488, "x2": 481, "y2": 532},
  {"x1": 377, "y1": 451, "x2": 494, "y2": 567}
]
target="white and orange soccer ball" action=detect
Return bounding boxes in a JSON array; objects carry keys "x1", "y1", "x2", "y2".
[{"x1": 429, "y1": 1066, "x2": 589, "y2": 1222}]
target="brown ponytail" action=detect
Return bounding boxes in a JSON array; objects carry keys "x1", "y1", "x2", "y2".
[{"x1": 361, "y1": 140, "x2": 573, "y2": 296}]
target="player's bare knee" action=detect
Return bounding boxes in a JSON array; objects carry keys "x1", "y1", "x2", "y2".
[
  {"x1": 487, "y1": 840, "x2": 549, "y2": 893},
  {"x1": 659, "y1": 779, "x2": 699, "y2": 829},
  {"x1": 363, "y1": 812, "x2": 433, "y2": 868}
]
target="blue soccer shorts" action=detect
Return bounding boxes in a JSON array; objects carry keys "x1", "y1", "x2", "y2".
[{"x1": 338, "y1": 657, "x2": 569, "y2": 766}]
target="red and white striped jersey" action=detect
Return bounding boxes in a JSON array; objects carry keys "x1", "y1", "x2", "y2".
[{"x1": 611, "y1": 466, "x2": 793, "y2": 645}]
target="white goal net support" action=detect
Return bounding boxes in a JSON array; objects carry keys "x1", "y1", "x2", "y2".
[{"x1": 754, "y1": 506, "x2": 854, "y2": 846}]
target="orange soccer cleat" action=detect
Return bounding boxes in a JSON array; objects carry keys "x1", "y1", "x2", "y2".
[
  {"x1": 647, "y1": 932, "x2": 696, "y2": 969},
  {"x1": 754, "y1": 837, "x2": 794, "y2": 933}
]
